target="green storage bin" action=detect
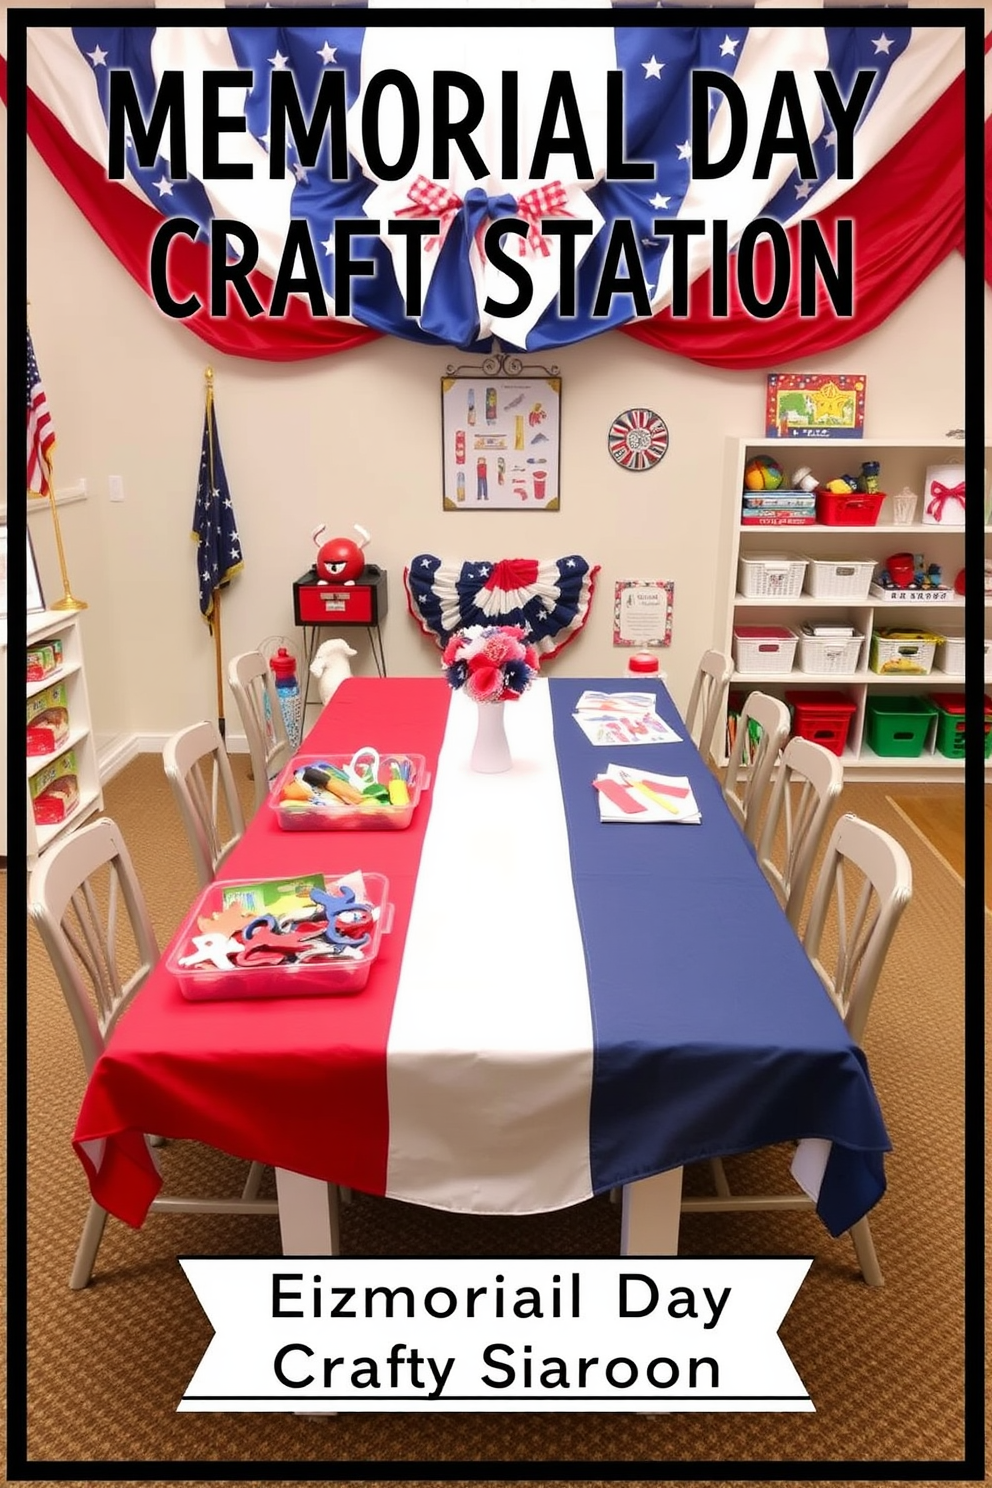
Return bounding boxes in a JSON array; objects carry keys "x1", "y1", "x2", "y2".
[
  {"x1": 865, "y1": 696, "x2": 938, "y2": 757},
  {"x1": 929, "y1": 693, "x2": 992, "y2": 759}
]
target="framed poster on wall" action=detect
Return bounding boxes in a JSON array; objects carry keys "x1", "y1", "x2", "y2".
[
  {"x1": 613, "y1": 579, "x2": 674, "y2": 647},
  {"x1": 441, "y1": 356, "x2": 561, "y2": 511}
]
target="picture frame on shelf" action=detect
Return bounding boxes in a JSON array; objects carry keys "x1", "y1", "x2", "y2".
[
  {"x1": 765, "y1": 373, "x2": 866, "y2": 440},
  {"x1": 441, "y1": 356, "x2": 561, "y2": 511},
  {"x1": 27, "y1": 527, "x2": 46, "y2": 613}
]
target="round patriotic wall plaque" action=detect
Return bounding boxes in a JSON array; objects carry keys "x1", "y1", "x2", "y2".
[{"x1": 608, "y1": 408, "x2": 669, "y2": 472}]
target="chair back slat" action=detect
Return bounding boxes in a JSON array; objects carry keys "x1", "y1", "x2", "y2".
[
  {"x1": 29, "y1": 817, "x2": 161, "y2": 1073},
  {"x1": 227, "y1": 652, "x2": 293, "y2": 813},
  {"x1": 757, "y1": 736, "x2": 844, "y2": 929},
  {"x1": 723, "y1": 690, "x2": 791, "y2": 846},
  {"x1": 163, "y1": 720, "x2": 246, "y2": 885},
  {"x1": 802, "y1": 813, "x2": 913, "y2": 1045},
  {"x1": 684, "y1": 649, "x2": 733, "y2": 766}
]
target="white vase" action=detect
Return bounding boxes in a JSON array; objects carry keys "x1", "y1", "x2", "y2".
[{"x1": 470, "y1": 699, "x2": 512, "y2": 773}]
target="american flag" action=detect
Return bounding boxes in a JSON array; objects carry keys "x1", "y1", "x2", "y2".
[
  {"x1": 191, "y1": 392, "x2": 243, "y2": 627},
  {"x1": 27, "y1": 329, "x2": 56, "y2": 499}
]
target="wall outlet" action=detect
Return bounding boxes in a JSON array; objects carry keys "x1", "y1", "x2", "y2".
[{"x1": 109, "y1": 475, "x2": 125, "y2": 502}]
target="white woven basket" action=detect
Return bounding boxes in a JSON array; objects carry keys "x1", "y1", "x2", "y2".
[
  {"x1": 803, "y1": 558, "x2": 875, "y2": 600},
  {"x1": 733, "y1": 630, "x2": 799, "y2": 675},
  {"x1": 738, "y1": 554, "x2": 807, "y2": 598},
  {"x1": 798, "y1": 633, "x2": 864, "y2": 674}
]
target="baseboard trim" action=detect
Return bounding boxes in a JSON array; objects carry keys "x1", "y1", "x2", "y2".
[{"x1": 98, "y1": 732, "x2": 250, "y2": 782}]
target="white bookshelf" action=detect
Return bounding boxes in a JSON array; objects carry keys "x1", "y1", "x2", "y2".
[
  {"x1": 27, "y1": 610, "x2": 104, "y2": 864},
  {"x1": 720, "y1": 436, "x2": 987, "y2": 781}
]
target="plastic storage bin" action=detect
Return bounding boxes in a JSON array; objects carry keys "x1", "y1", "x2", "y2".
[
  {"x1": 928, "y1": 692, "x2": 992, "y2": 759},
  {"x1": 169, "y1": 872, "x2": 391, "y2": 1000},
  {"x1": 270, "y1": 753, "x2": 428, "y2": 831},
  {"x1": 785, "y1": 690, "x2": 857, "y2": 757},
  {"x1": 797, "y1": 632, "x2": 864, "y2": 674},
  {"x1": 737, "y1": 554, "x2": 807, "y2": 598},
  {"x1": 803, "y1": 558, "x2": 875, "y2": 600},
  {"x1": 733, "y1": 625, "x2": 799, "y2": 675},
  {"x1": 933, "y1": 633, "x2": 966, "y2": 675},
  {"x1": 933, "y1": 633, "x2": 992, "y2": 680},
  {"x1": 815, "y1": 489, "x2": 885, "y2": 526},
  {"x1": 864, "y1": 697, "x2": 938, "y2": 757},
  {"x1": 869, "y1": 630, "x2": 937, "y2": 676}
]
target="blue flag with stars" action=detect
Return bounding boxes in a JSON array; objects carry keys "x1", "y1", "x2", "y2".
[{"x1": 192, "y1": 392, "x2": 243, "y2": 627}]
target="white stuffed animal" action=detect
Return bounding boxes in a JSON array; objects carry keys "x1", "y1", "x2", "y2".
[{"x1": 310, "y1": 638, "x2": 357, "y2": 705}]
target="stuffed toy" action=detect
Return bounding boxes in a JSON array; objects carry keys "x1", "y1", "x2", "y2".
[{"x1": 309, "y1": 638, "x2": 357, "y2": 704}]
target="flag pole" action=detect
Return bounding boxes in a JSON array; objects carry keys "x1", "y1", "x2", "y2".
[
  {"x1": 204, "y1": 366, "x2": 226, "y2": 739},
  {"x1": 46, "y1": 456, "x2": 88, "y2": 611}
]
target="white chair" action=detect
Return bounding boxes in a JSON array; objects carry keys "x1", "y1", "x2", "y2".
[
  {"x1": 757, "y1": 736, "x2": 845, "y2": 931},
  {"x1": 28, "y1": 816, "x2": 277, "y2": 1289},
  {"x1": 163, "y1": 720, "x2": 245, "y2": 888},
  {"x1": 722, "y1": 690, "x2": 791, "y2": 846},
  {"x1": 683, "y1": 814, "x2": 913, "y2": 1286},
  {"x1": 228, "y1": 650, "x2": 293, "y2": 813},
  {"x1": 684, "y1": 649, "x2": 733, "y2": 766}
]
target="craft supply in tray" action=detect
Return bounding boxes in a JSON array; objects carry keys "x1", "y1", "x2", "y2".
[
  {"x1": 169, "y1": 870, "x2": 391, "y2": 999},
  {"x1": 271, "y1": 749, "x2": 429, "y2": 830}
]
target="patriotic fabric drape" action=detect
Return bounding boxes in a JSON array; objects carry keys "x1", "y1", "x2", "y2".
[{"x1": 4, "y1": 20, "x2": 985, "y2": 366}]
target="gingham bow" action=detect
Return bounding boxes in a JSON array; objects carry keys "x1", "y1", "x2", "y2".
[
  {"x1": 395, "y1": 175, "x2": 465, "y2": 251},
  {"x1": 926, "y1": 479, "x2": 966, "y2": 521},
  {"x1": 514, "y1": 181, "x2": 574, "y2": 256},
  {"x1": 395, "y1": 177, "x2": 574, "y2": 257}
]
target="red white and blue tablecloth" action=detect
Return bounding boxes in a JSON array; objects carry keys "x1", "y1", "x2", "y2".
[{"x1": 73, "y1": 677, "x2": 889, "y2": 1240}]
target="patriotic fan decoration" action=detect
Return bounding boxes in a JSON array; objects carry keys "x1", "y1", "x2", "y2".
[
  {"x1": 607, "y1": 409, "x2": 670, "y2": 472},
  {"x1": 404, "y1": 555, "x2": 599, "y2": 662}
]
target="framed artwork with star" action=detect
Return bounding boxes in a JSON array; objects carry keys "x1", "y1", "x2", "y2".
[
  {"x1": 441, "y1": 373, "x2": 561, "y2": 511},
  {"x1": 765, "y1": 373, "x2": 866, "y2": 439}
]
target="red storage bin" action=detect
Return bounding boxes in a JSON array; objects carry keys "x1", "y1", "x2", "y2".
[
  {"x1": 785, "y1": 690, "x2": 857, "y2": 757},
  {"x1": 815, "y1": 489, "x2": 885, "y2": 526}
]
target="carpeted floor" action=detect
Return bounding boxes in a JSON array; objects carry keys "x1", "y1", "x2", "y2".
[{"x1": 11, "y1": 755, "x2": 986, "y2": 1479}]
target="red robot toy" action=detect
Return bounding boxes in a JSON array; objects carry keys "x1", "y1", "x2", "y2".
[{"x1": 312, "y1": 524, "x2": 371, "y2": 585}]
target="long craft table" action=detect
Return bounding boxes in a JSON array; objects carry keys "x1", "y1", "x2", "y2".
[{"x1": 73, "y1": 676, "x2": 889, "y2": 1258}]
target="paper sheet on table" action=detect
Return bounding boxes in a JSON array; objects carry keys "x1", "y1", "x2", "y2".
[
  {"x1": 574, "y1": 691, "x2": 681, "y2": 746},
  {"x1": 594, "y1": 765, "x2": 701, "y2": 824}
]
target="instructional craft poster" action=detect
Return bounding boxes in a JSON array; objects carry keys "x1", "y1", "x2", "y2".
[
  {"x1": 613, "y1": 580, "x2": 674, "y2": 647},
  {"x1": 441, "y1": 376, "x2": 561, "y2": 510}
]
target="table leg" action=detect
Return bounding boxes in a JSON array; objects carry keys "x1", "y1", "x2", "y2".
[
  {"x1": 275, "y1": 1169, "x2": 340, "y2": 1255},
  {"x1": 620, "y1": 1167, "x2": 683, "y2": 1256},
  {"x1": 368, "y1": 624, "x2": 387, "y2": 677}
]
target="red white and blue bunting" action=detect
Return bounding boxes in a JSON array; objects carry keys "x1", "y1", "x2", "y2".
[
  {"x1": 3, "y1": 19, "x2": 986, "y2": 364},
  {"x1": 404, "y1": 555, "x2": 599, "y2": 661}
]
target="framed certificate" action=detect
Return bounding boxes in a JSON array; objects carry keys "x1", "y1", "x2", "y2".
[{"x1": 613, "y1": 579, "x2": 674, "y2": 647}]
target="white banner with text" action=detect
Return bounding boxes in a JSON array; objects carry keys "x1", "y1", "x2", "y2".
[{"x1": 179, "y1": 1257, "x2": 814, "y2": 1413}]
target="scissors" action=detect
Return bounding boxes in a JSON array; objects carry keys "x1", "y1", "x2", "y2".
[
  {"x1": 310, "y1": 884, "x2": 373, "y2": 948},
  {"x1": 347, "y1": 746, "x2": 380, "y2": 787}
]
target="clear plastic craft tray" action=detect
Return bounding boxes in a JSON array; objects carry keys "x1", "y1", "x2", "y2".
[
  {"x1": 168, "y1": 872, "x2": 392, "y2": 1000},
  {"x1": 270, "y1": 753, "x2": 429, "y2": 831}
]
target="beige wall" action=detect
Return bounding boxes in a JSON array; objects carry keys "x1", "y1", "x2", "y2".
[{"x1": 5, "y1": 6, "x2": 990, "y2": 758}]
